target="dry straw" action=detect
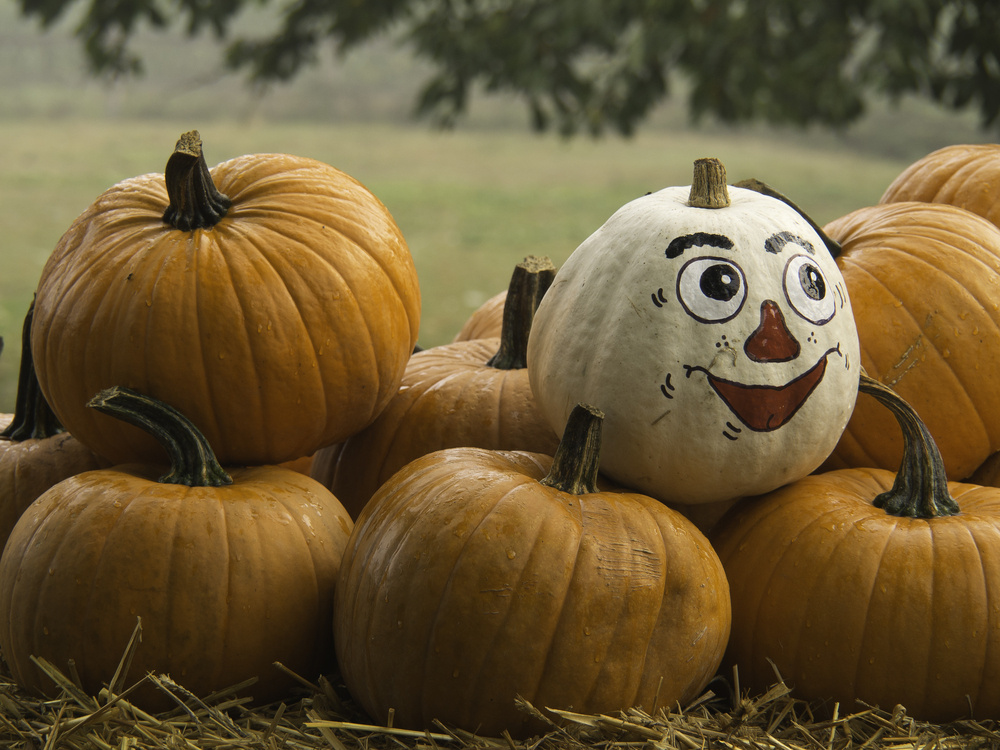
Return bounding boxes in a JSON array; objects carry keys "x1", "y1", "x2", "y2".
[{"x1": 1, "y1": 626, "x2": 998, "y2": 750}]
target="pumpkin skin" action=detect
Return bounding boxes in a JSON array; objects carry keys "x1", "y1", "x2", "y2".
[
  {"x1": 714, "y1": 472, "x2": 1000, "y2": 722},
  {"x1": 280, "y1": 452, "x2": 316, "y2": 475},
  {"x1": 334, "y1": 406, "x2": 730, "y2": 738},
  {"x1": 0, "y1": 388, "x2": 354, "y2": 711},
  {"x1": 969, "y1": 450, "x2": 1000, "y2": 486},
  {"x1": 453, "y1": 290, "x2": 506, "y2": 341},
  {"x1": 0, "y1": 304, "x2": 107, "y2": 550},
  {"x1": 31, "y1": 132, "x2": 420, "y2": 466},
  {"x1": 713, "y1": 377, "x2": 1000, "y2": 722},
  {"x1": 311, "y1": 338, "x2": 559, "y2": 518},
  {"x1": 821, "y1": 201, "x2": 1000, "y2": 479},
  {"x1": 313, "y1": 255, "x2": 559, "y2": 519},
  {"x1": 880, "y1": 143, "x2": 1000, "y2": 227},
  {"x1": 528, "y1": 160, "x2": 860, "y2": 505},
  {"x1": 0, "y1": 414, "x2": 105, "y2": 552}
]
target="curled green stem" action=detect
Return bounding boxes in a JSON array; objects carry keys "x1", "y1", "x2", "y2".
[
  {"x1": 859, "y1": 374, "x2": 959, "y2": 518},
  {"x1": 88, "y1": 386, "x2": 232, "y2": 487}
]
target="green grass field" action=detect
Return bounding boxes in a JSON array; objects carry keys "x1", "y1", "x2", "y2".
[
  {"x1": 0, "y1": 4, "x2": 987, "y2": 411},
  {"x1": 0, "y1": 117, "x2": 924, "y2": 412},
  {"x1": 2, "y1": 3, "x2": 994, "y2": 413}
]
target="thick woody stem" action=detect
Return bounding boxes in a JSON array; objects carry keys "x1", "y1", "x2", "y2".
[
  {"x1": 540, "y1": 403, "x2": 604, "y2": 495},
  {"x1": 487, "y1": 255, "x2": 557, "y2": 370},
  {"x1": 688, "y1": 158, "x2": 731, "y2": 209},
  {"x1": 162, "y1": 130, "x2": 232, "y2": 231}
]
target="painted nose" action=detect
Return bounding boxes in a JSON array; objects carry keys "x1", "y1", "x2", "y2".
[{"x1": 745, "y1": 300, "x2": 800, "y2": 362}]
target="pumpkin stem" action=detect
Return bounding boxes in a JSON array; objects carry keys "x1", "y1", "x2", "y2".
[
  {"x1": 859, "y1": 374, "x2": 959, "y2": 518},
  {"x1": 162, "y1": 130, "x2": 232, "y2": 231},
  {"x1": 87, "y1": 386, "x2": 233, "y2": 487},
  {"x1": 540, "y1": 403, "x2": 604, "y2": 495},
  {"x1": 688, "y1": 158, "x2": 730, "y2": 209},
  {"x1": 1, "y1": 299, "x2": 64, "y2": 442},
  {"x1": 486, "y1": 255, "x2": 557, "y2": 370},
  {"x1": 734, "y1": 177, "x2": 842, "y2": 259}
]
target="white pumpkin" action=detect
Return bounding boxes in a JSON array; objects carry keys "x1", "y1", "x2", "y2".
[{"x1": 527, "y1": 159, "x2": 861, "y2": 505}]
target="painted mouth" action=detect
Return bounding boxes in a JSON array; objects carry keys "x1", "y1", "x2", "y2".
[{"x1": 687, "y1": 346, "x2": 841, "y2": 432}]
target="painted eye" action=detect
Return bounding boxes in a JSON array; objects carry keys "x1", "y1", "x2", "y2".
[
  {"x1": 676, "y1": 256, "x2": 747, "y2": 323},
  {"x1": 784, "y1": 254, "x2": 835, "y2": 324}
]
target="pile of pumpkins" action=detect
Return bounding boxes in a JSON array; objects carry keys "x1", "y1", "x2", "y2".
[{"x1": 2, "y1": 131, "x2": 1000, "y2": 736}]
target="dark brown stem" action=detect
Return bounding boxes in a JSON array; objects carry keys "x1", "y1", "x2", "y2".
[
  {"x1": 688, "y1": 158, "x2": 730, "y2": 208},
  {"x1": 87, "y1": 386, "x2": 232, "y2": 487},
  {"x1": 734, "y1": 177, "x2": 842, "y2": 259},
  {"x1": 161, "y1": 130, "x2": 231, "y2": 231},
  {"x1": 486, "y1": 255, "x2": 557, "y2": 370},
  {"x1": 540, "y1": 403, "x2": 604, "y2": 495},
  {"x1": 1, "y1": 299, "x2": 63, "y2": 442},
  {"x1": 859, "y1": 374, "x2": 959, "y2": 518}
]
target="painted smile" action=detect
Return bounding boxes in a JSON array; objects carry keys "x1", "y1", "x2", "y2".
[{"x1": 685, "y1": 345, "x2": 842, "y2": 432}]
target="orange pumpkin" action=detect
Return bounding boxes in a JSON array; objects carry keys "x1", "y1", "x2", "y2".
[
  {"x1": 334, "y1": 403, "x2": 730, "y2": 737},
  {"x1": 0, "y1": 304, "x2": 105, "y2": 549},
  {"x1": 822, "y1": 201, "x2": 1000, "y2": 479},
  {"x1": 714, "y1": 375, "x2": 1000, "y2": 722},
  {"x1": 312, "y1": 256, "x2": 559, "y2": 519},
  {"x1": 0, "y1": 386, "x2": 353, "y2": 710},
  {"x1": 453, "y1": 290, "x2": 506, "y2": 341},
  {"x1": 880, "y1": 143, "x2": 1000, "y2": 228},
  {"x1": 453, "y1": 256, "x2": 557, "y2": 342},
  {"x1": 31, "y1": 130, "x2": 420, "y2": 466}
]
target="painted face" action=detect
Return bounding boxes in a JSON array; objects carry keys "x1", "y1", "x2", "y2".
[
  {"x1": 527, "y1": 185, "x2": 861, "y2": 505},
  {"x1": 660, "y1": 229, "x2": 847, "y2": 437}
]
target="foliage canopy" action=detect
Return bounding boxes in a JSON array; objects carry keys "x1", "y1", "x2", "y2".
[{"x1": 18, "y1": 0, "x2": 1000, "y2": 136}]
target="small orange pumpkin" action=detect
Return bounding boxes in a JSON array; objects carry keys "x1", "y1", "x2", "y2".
[
  {"x1": 0, "y1": 386, "x2": 353, "y2": 710},
  {"x1": 31, "y1": 130, "x2": 420, "y2": 466},
  {"x1": 714, "y1": 374, "x2": 1000, "y2": 722},
  {"x1": 334, "y1": 403, "x2": 730, "y2": 737}
]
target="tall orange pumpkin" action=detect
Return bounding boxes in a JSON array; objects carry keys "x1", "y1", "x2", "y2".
[
  {"x1": 822, "y1": 201, "x2": 1000, "y2": 479},
  {"x1": 31, "y1": 131, "x2": 420, "y2": 466}
]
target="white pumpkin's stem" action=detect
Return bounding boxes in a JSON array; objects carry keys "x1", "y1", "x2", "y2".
[
  {"x1": 688, "y1": 158, "x2": 730, "y2": 209},
  {"x1": 87, "y1": 386, "x2": 233, "y2": 487},
  {"x1": 162, "y1": 130, "x2": 232, "y2": 231},
  {"x1": 540, "y1": 403, "x2": 604, "y2": 495},
  {"x1": 859, "y1": 374, "x2": 959, "y2": 518},
  {"x1": 487, "y1": 255, "x2": 556, "y2": 370}
]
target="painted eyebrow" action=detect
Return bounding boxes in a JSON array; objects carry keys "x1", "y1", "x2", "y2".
[
  {"x1": 765, "y1": 231, "x2": 816, "y2": 255},
  {"x1": 665, "y1": 232, "x2": 734, "y2": 259}
]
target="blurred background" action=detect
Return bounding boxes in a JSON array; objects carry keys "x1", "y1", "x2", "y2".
[{"x1": 0, "y1": 0, "x2": 993, "y2": 411}]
